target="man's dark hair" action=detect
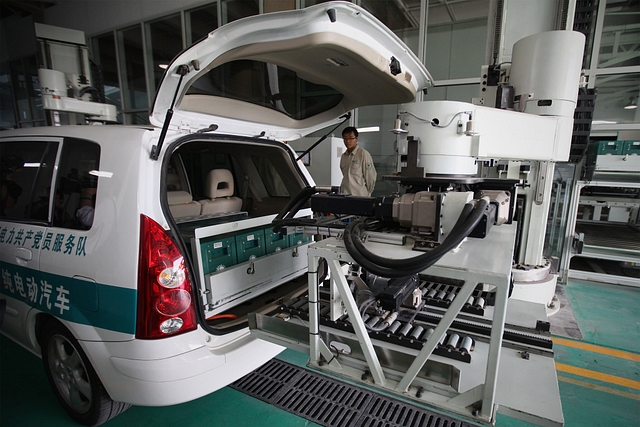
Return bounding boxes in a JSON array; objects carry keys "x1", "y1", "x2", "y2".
[{"x1": 342, "y1": 126, "x2": 358, "y2": 137}]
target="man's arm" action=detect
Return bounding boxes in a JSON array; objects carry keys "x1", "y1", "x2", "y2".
[{"x1": 363, "y1": 151, "x2": 377, "y2": 196}]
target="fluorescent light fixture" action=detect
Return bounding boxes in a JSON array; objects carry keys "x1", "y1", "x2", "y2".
[
  {"x1": 89, "y1": 170, "x2": 113, "y2": 178},
  {"x1": 23, "y1": 162, "x2": 42, "y2": 168},
  {"x1": 624, "y1": 97, "x2": 637, "y2": 110},
  {"x1": 158, "y1": 64, "x2": 169, "y2": 70},
  {"x1": 592, "y1": 120, "x2": 617, "y2": 125},
  {"x1": 357, "y1": 126, "x2": 379, "y2": 133}
]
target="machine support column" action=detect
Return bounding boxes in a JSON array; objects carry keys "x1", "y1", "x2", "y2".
[
  {"x1": 481, "y1": 279, "x2": 509, "y2": 418},
  {"x1": 327, "y1": 259, "x2": 386, "y2": 386}
]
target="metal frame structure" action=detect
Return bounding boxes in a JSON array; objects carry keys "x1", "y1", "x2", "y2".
[
  {"x1": 561, "y1": 179, "x2": 640, "y2": 287},
  {"x1": 306, "y1": 225, "x2": 515, "y2": 424}
]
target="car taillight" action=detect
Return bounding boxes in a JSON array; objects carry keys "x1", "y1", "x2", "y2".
[{"x1": 137, "y1": 214, "x2": 197, "y2": 339}]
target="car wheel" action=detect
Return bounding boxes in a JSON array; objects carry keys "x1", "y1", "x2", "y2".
[{"x1": 40, "y1": 319, "x2": 131, "y2": 426}]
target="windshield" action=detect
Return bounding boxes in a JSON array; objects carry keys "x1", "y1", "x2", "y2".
[{"x1": 186, "y1": 59, "x2": 344, "y2": 120}]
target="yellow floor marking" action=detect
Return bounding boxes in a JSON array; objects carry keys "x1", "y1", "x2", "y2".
[
  {"x1": 558, "y1": 375, "x2": 640, "y2": 401},
  {"x1": 552, "y1": 337, "x2": 640, "y2": 363},
  {"x1": 555, "y1": 362, "x2": 640, "y2": 391}
]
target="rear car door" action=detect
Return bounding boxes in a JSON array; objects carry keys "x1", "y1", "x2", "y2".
[{"x1": 1, "y1": 138, "x2": 59, "y2": 348}]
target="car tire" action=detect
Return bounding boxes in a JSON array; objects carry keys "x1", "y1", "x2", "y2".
[{"x1": 40, "y1": 319, "x2": 131, "y2": 426}]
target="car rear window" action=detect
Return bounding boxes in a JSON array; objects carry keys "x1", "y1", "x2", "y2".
[{"x1": 186, "y1": 59, "x2": 344, "y2": 120}]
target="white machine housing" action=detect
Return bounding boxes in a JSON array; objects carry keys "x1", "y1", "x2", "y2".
[
  {"x1": 397, "y1": 30, "x2": 584, "y2": 177},
  {"x1": 35, "y1": 23, "x2": 117, "y2": 123}
]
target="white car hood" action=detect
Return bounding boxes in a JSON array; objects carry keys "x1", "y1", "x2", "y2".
[{"x1": 150, "y1": 1, "x2": 432, "y2": 140}]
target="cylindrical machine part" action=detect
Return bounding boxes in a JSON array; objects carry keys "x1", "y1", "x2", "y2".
[
  {"x1": 283, "y1": 297, "x2": 299, "y2": 307},
  {"x1": 300, "y1": 303, "x2": 309, "y2": 312},
  {"x1": 367, "y1": 316, "x2": 381, "y2": 327},
  {"x1": 388, "y1": 320, "x2": 402, "y2": 334},
  {"x1": 291, "y1": 300, "x2": 306, "y2": 310},
  {"x1": 399, "y1": 322, "x2": 413, "y2": 337},
  {"x1": 410, "y1": 325, "x2": 424, "y2": 340},
  {"x1": 426, "y1": 289, "x2": 437, "y2": 299},
  {"x1": 474, "y1": 297, "x2": 485, "y2": 309},
  {"x1": 509, "y1": 31, "x2": 585, "y2": 117},
  {"x1": 436, "y1": 291, "x2": 447, "y2": 300},
  {"x1": 320, "y1": 306, "x2": 330, "y2": 316},
  {"x1": 438, "y1": 333, "x2": 447, "y2": 345},
  {"x1": 445, "y1": 292, "x2": 456, "y2": 302},
  {"x1": 396, "y1": 101, "x2": 478, "y2": 176},
  {"x1": 460, "y1": 336, "x2": 474, "y2": 354},
  {"x1": 466, "y1": 296, "x2": 475, "y2": 306},
  {"x1": 38, "y1": 68, "x2": 68, "y2": 97},
  {"x1": 361, "y1": 313, "x2": 371, "y2": 323},
  {"x1": 423, "y1": 327, "x2": 435, "y2": 340},
  {"x1": 446, "y1": 333, "x2": 460, "y2": 349}
]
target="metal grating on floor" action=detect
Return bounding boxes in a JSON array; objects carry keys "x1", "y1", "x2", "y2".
[{"x1": 231, "y1": 358, "x2": 472, "y2": 427}]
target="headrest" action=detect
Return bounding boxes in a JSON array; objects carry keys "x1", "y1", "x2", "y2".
[
  {"x1": 167, "y1": 173, "x2": 182, "y2": 191},
  {"x1": 205, "y1": 169, "x2": 234, "y2": 198}
]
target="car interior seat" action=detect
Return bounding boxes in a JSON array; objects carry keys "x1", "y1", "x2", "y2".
[
  {"x1": 200, "y1": 169, "x2": 243, "y2": 215},
  {"x1": 167, "y1": 172, "x2": 201, "y2": 218}
]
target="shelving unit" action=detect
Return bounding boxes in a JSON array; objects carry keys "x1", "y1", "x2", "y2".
[{"x1": 560, "y1": 179, "x2": 640, "y2": 287}]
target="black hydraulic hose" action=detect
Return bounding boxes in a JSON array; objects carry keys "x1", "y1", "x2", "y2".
[
  {"x1": 273, "y1": 186, "x2": 319, "y2": 233},
  {"x1": 274, "y1": 186, "x2": 317, "y2": 221},
  {"x1": 284, "y1": 192, "x2": 314, "y2": 219},
  {"x1": 350, "y1": 199, "x2": 487, "y2": 270},
  {"x1": 343, "y1": 229, "x2": 409, "y2": 278},
  {"x1": 343, "y1": 199, "x2": 489, "y2": 277},
  {"x1": 350, "y1": 201, "x2": 476, "y2": 270},
  {"x1": 450, "y1": 202, "x2": 475, "y2": 233}
]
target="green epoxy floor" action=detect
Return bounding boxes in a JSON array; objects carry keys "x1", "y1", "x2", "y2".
[{"x1": 1, "y1": 279, "x2": 639, "y2": 427}]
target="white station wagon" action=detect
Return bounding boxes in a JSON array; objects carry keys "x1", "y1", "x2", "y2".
[{"x1": 0, "y1": 2, "x2": 431, "y2": 425}]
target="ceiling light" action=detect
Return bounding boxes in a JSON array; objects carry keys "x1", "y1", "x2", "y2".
[
  {"x1": 624, "y1": 97, "x2": 637, "y2": 110},
  {"x1": 357, "y1": 126, "x2": 379, "y2": 133}
]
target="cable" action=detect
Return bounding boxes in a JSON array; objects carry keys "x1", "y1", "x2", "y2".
[
  {"x1": 272, "y1": 186, "x2": 319, "y2": 232},
  {"x1": 343, "y1": 199, "x2": 489, "y2": 278},
  {"x1": 274, "y1": 186, "x2": 316, "y2": 221},
  {"x1": 399, "y1": 110, "x2": 473, "y2": 128},
  {"x1": 206, "y1": 313, "x2": 238, "y2": 321},
  {"x1": 349, "y1": 200, "x2": 480, "y2": 269}
]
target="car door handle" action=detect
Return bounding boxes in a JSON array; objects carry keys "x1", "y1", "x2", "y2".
[{"x1": 14, "y1": 248, "x2": 32, "y2": 266}]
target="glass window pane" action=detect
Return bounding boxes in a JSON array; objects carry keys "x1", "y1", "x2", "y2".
[
  {"x1": 221, "y1": 0, "x2": 258, "y2": 25},
  {"x1": 54, "y1": 138, "x2": 101, "y2": 230},
  {"x1": 361, "y1": 0, "x2": 420, "y2": 32},
  {"x1": 118, "y1": 25, "x2": 148, "y2": 111},
  {"x1": 91, "y1": 33, "x2": 122, "y2": 124},
  {"x1": 301, "y1": 0, "x2": 345, "y2": 7},
  {"x1": 593, "y1": 73, "x2": 640, "y2": 125},
  {"x1": 426, "y1": 19, "x2": 487, "y2": 81},
  {"x1": 264, "y1": 0, "x2": 295, "y2": 14},
  {"x1": 597, "y1": 0, "x2": 640, "y2": 68},
  {"x1": 361, "y1": 0, "x2": 421, "y2": 55},
  {"x1": 186, "y1": 59, "x2": 343, "y2": 120},
  {"x1": 0, "y1": 63, "x2": 17, "y2": 129},
  {"x1": 251, "y1": 155, "x2": 289, "y2": 196},
  {"x1": 146, "y1": 14, "x2": 183, "y2": 91},
  {"x1": 10, "y1": 56, "x2": 45, "y2": 126},
  {"x1": 125, "y1": 112, "x2": 150, "y2": 125},
  {"x1": 187, "y1": 4, "x2": 219, "y2": 45},
  {"x1": 1, "y1": 141, "x2": 58, "y2": 221}
]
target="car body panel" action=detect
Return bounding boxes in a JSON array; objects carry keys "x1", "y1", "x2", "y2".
[{"x1": 150, "y1": 2, "x2": 432, "y2": 140}]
